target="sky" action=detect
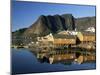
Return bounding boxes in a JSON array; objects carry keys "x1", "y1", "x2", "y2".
[{"x1": 12, "y1": 1, "x2": 96, "y2": 31}]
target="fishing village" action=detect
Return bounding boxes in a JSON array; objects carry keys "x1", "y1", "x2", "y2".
[{"x1": 12, "y1": 29, "x2": 96, "y2": 65}]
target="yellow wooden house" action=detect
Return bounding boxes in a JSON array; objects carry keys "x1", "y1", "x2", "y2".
[
  {"x1": 77, "y1": 31, "x2": 96, "y2": 50},
  {"x1": 53, "y1": 34, "x2": 76, "y2": 48},
  {"x1": 77, "y1": 32, "x2": 95, "y2": 42}
]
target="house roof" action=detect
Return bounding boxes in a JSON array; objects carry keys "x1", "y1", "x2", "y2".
[
  {"x1": 53, "y1": 34, "x2": 75, "y2": 39},
  {"x1": 81, "y1": 31, "x2": 95, "y2": 36}
]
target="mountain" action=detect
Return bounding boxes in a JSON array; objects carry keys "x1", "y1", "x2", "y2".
[
  {"x1": 75, "y1": 16, "x2": 96, "y2": 31},
  {"x1": 12, "y1": 28, "x2": 27, "y2": 36},
  {"x1": 12, "y1": 14, "x2": 96, "y2": 45},
  {"x1": 23, "y1": 14, "x2": 75, "y2": 36}
]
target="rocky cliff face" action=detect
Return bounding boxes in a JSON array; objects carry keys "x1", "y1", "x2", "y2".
[
  {"x1": 12, "y1": 14, "x2": 96, "y2": 45},
  {"x1": 23, "y1": 14, "x2": 75, "y2": 36}
]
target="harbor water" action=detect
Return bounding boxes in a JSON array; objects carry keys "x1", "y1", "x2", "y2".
[{"x1": 12, "y1": 48, "x2": 96, "y2": 74}]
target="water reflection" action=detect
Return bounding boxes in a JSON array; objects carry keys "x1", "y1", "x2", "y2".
[
  {"x1": 29, "y1": 47, "x2": 96, "y2": 65},
  {"x1": 12, "y1": 48, "x2": 96, "y2": 74}
]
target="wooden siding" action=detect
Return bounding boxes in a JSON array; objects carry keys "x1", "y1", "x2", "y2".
[
  {"x1": 77, "y1": 32, "x2": 83, "y2": 41},
  {"x1": 77, "y1": 32, "x2": 95, "y2": 42},
  {"x1": 83, "y1": 35, "x2": 95, "y2": 42},
  {"x1": 54, "y1": 39, "x2": 76, "y2": 45}
]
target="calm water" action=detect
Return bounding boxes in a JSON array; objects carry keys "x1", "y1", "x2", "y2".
[{"x1": 12, "y1": 48, "x2": 96, "y2": 74}]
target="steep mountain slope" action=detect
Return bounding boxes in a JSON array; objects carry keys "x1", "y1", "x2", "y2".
[
  {"x1": 23, "y1": 14, "x2": 75, "y2": 36},
  {"x1": 12, "y1": 15, "x2": 96, "y2": 37}
]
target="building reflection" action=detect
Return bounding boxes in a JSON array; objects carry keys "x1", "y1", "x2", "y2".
[{"x1": 29, "y1": 47, "x2": 96, "y2": 65}]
